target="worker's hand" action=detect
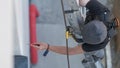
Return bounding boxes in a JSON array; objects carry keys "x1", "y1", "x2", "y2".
[{"x1": 31, "y1": 42, "x2": 48, "y2": 50}]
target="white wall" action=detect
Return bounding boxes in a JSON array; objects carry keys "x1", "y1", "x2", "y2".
[{"x1": 0, "y1": 0, "x2": 13, "y2": 68}]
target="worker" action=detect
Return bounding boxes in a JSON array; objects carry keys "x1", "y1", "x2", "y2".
[{"x1": 31, "y1": 0, "x2": 117, "y2": 67}]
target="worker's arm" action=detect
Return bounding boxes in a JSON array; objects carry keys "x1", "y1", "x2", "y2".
[{"x1": 31, "y1": 42, "x2": 84, "y2": 55}]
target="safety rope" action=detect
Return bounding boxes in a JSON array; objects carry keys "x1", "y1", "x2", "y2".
[
  {"x1": 60, "y1": 0, "x2": 70, "y2": 68},
  {"x1": 60, "y1": 0, "x2": 84, "y2": 68}
]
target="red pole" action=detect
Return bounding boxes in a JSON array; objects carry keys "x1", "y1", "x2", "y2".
[{"x1": 29, "y1": 4, "x2": 39, "y2": 64}]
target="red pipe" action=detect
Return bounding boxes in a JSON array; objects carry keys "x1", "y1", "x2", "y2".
[{"x1": 29, "y1": 4, "x2": 39, "y2": 64}]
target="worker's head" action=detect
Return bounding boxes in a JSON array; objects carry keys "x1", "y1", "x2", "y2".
[
  {"x1": 79, "y1": 0, "x2": 90, "y2": 7},
  {"x1": 81, "y1": 20, "x2": 107, "y2": 44}
]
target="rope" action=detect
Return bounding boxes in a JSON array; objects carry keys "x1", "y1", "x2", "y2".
[{"x1": 60, "y1": 0, "x2": 70, "y2": 68}]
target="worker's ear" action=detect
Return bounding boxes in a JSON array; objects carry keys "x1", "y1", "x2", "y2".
[{"x1": 114, "y1": 17, "x2": 120, "y2": 28}]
